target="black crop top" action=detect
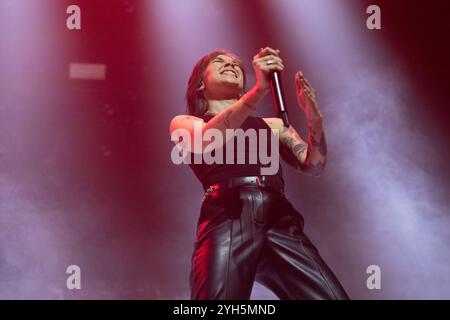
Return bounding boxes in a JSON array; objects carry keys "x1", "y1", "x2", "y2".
[{"x1": 188, "y1": 113, "x2": 284, "y2": 190}]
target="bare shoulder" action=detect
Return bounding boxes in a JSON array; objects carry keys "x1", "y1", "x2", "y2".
[{"x1": 169, "y1": 114, "x2": 204, "y2": 134}]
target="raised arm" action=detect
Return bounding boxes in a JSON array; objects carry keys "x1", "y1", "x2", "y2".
[
  {"x1": 169, "y1": 85, "x2": 263, "y2": 152},
  {"x1": 170, "y1": 47, "x2": 284, "y2": 153},
  {"x1": 264, "y1": 71, "x2": 327, "y2": 177}
]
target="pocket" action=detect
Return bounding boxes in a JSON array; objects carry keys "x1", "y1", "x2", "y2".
[
  {"x1": 200, "y1": 202, "x2": 225, "y2": 218},
  {"x1": 195, "y1": 202, "x2": 226, "y2": 240},
  {"x1": 198, "y1": 202, "x2": 225, "y2": 226}
]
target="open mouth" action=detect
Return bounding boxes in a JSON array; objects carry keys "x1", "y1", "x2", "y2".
[{"x1": 220, "y1": 69, "x2": 238, "y2": 78}]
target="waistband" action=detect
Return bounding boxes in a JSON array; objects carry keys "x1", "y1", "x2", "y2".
[{"x1": 202, "y1": 175, "x2": 285, "y2": 201}]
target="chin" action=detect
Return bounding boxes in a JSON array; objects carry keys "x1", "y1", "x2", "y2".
[{"x1": 220, "y1": 79, "x2": 242, "y2": 89}]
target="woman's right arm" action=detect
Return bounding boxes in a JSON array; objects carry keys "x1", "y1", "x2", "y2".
[
  {"x1": 169, "y1": 47, "x2": 284, "y2": 153},
  {"x1": 169, "y1": 85, "x2": 265, "y2": 149}
]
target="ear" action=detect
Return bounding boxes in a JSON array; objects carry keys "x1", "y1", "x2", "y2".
[{"x1": 197, "y1": 81, "x2": 205, "y2": 92}]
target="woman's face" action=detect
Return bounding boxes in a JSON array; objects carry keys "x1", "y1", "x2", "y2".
[{"x1": 201, "y1": 54, "x2": 244, "y2": 99}]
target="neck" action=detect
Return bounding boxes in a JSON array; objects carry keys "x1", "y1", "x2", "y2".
[{"x1": 205, "y1": 98, "x2": 238, "y2": 115}]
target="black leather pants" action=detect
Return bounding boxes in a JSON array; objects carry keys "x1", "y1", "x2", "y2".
[{"x1": 189, "y1": 186, "x2": 350, "y2": 300}]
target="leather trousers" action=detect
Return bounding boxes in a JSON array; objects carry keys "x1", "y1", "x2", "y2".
[{"x1": 189, "y1": 186, "x2": 350, "y2": 300}]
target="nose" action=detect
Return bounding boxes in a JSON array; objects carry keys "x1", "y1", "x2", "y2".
[{"x1": 224, "y1": 61, "x2": 238, "y2": 69}]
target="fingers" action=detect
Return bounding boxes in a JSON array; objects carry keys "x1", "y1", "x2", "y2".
[
  {"x1": 295, "y1": 71, "x2": 317, "y2": 104},
  {"x1": 253, "y1": 47, "x2": 281, "y2": 63},
  {"x1": 254, "y1": 54, "x2": 282, "y2": 63},
  {"x1": 253, "y1": 47, "x2": 284, "y2": 73},
  {"x1": 255, "y1": 61, "x2": 284, "y2": 73},
  {"x1": 303, "y1": 78, "x2": 315, "y2": 92},
  {"x1": 256, "y1": 47, "x2": 280, "y2": 58},
  {"x1": 254, "y1": 55, "x2": 283, "y2": 69},
  {"x1": 295, "y1": 71, "x2": 316, "y2": 93}
]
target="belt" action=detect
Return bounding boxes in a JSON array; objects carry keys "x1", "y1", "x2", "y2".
[{"x1": 202, "y1": 175, "x2": 285, "y2": 202}]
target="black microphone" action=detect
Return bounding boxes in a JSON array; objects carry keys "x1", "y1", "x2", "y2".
[{"x1": 268, "y1": 71, "x2": 290, "y2": 127}]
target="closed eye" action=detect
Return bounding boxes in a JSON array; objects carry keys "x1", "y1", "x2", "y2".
[{"x1": 212, "y1": 56, "x2": 243, "y2": 74}]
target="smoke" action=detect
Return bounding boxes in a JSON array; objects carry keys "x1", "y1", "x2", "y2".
[
  {"x1": 0, "y1": 175, "x2": 66, "y2": 299},
  {"x1": 316, "y1": 56, "x2": 450, "y2": 298}
]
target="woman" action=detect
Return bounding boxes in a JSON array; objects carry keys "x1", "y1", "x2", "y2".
[{"x1": 170, "y1": 47, "x2": 349, "y2": 300}]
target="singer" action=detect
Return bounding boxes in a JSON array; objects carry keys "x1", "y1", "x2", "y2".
[{"x1": 169, "y1": 47, "x2": 349, "y2": 300}]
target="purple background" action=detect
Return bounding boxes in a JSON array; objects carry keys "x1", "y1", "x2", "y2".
[{"x1": 0, "y1": 0, "x2": 449, "y2": 299}]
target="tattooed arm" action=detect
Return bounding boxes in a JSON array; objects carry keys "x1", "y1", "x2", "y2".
[
  {"x1": 170, "y1": 47, "x2": 287, "y2": 153},
  {"x1": 264, "y1": 117, "x2": 327, "y2": 177},
  {"x1": 169, "y1": 85, "x2": 267, "y2": 153},
  {"x1": 265, "y1": 70, "x2": 328, "y2": 177}
]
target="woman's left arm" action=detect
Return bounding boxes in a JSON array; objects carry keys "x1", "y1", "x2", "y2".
[{"x1": 266, "y1": 71, "x2": 327, "y2": 177}]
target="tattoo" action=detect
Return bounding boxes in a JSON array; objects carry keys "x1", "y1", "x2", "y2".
[
  {"x1": 310, "y1": 129, "x2": 327, "y2": 156},
  {"x1": 214, "y1": 109, "x2": 233, "y2": 129},
  {"x1": 318, "y1": 134, "x2": 327, "y2": 156},
  {"x1": 279, "y1": 125, "x2": 308, "y2": 171},
  {"x1": 280, "y1": 142, "x2": 303, "y2": 171},
  {"x1": 293, "y1": 142, "x2": 308, "y2": 155},
  {"x1": 279, "y1": 121, "x2": 327, "y2": 176},
  {"x1": 301, "y1": 160, "x2": 326, "y2": 177},
  {"x1": 292, "y1": 143, "x2": 308, "y2": 160}
]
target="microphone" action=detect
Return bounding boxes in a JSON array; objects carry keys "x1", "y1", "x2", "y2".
[{"x1": 268, "y1": 71, "x2": 290, "y2": 127}]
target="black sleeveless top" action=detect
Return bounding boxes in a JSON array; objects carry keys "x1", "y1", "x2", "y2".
[{"x1": 188, "y1": 114, "x2": 284, "y2": 189}]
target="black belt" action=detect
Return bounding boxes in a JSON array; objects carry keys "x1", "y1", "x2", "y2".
[{"x1": 203, "y1": 175, "x2": 285, "y2": 201}]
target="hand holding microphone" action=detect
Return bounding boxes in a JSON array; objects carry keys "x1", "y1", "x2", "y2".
[
  {"x1": 252, "y1": 47, "x2": 290, "y2": 127},
  {"x1": 252, "y1": 47, "x2": 284, "y2": 91}
]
